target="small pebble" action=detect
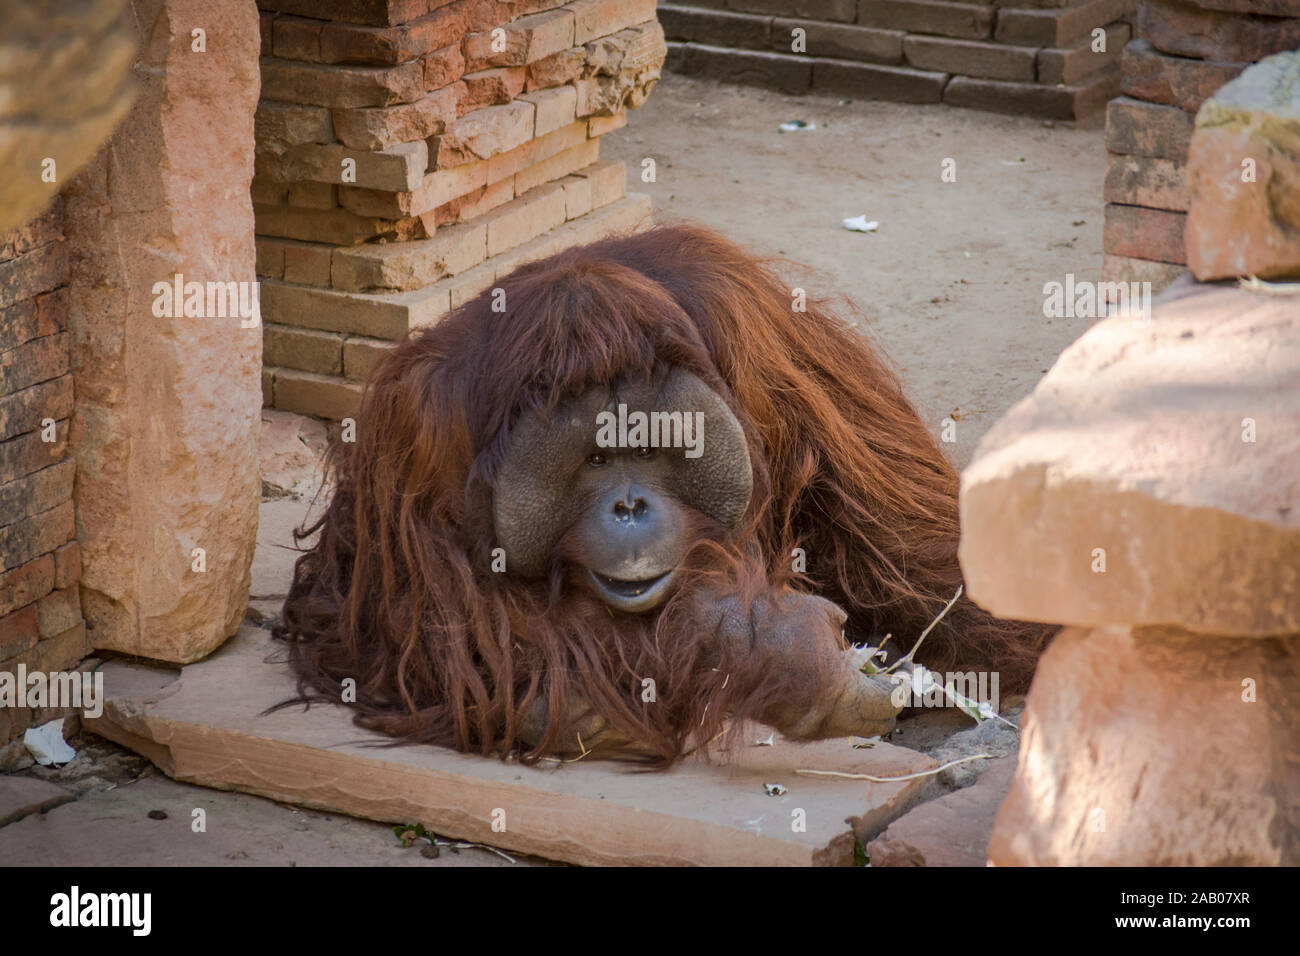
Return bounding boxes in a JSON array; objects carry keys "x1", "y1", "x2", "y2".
[{"x1": 147, "y1": 809, "x2": 167, "y2": 820}]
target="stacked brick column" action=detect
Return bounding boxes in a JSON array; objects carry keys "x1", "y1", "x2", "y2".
[
  {"x1": 0, "y1": 200, "x2": 88, "y2": 748},
  {"x1": 254, "y1": 0, "x2": 663, "y2": 420},
  {"x1": 1102, "y1": 0, "x2": 1300, "y2": 291},
  {"x1": 661, "y1": 0, "x2": 1134, "y2": 120}
]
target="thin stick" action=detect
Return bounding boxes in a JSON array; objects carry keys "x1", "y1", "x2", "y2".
[
  {"x1": 793, "y1": 752, "x2": 994, "y2": 783},
  {"x1": 884, "y1": 585, "x2": 962, "y2": 674}
]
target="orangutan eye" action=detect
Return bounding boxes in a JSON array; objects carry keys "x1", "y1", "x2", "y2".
[
  {"x1": 633, "y1": 447, "x2": 655, "y2": 459},
  {"x1": 586, "y1": 453, "x2": 606, "y2": 467}
]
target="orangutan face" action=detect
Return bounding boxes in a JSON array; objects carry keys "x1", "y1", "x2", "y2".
[{"x1": 491, "y1": 366, "x2": 753, "y2": 612}]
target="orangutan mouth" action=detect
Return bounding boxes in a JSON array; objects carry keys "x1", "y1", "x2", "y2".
[{"x1": 588, "y1": 568, "x2": 679, "y2": 611}]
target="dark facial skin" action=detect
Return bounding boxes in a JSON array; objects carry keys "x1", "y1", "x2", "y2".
[{"x1": 492, "y1": 365, "x2": 753, "y2": 610}]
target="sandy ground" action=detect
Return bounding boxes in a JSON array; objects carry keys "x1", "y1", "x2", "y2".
[
  {"x1": 1, "y1": 75, "x2": 1109, "y2": 866},
  {"x1": 602, "y1": 74, "x2": 1109, "y2": 468}
]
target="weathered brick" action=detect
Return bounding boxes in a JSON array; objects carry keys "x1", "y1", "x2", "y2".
[
  {"x1": 273, "y1": 15, "x2": 323, "y2": 61},
  {"x1": 30, "y1": 620, "x2": 91, "y2": 673},
  {"x1": 995, "y1": 0, "x2": 1133, "y2": 47},
  {"x1": 1103, "y1": 153, "x2": 1187, "y2": 211},
  {"x1": 514, "y1": 139, "x2": 601, "y2": 194},
  {"x1": 465, "y1": 8, "x2": 576, "y2": 69},
  {"x1": 282, "y1": 243, "x2": 335, "y2": 287},
  {"x1": 272, "y1": 369, "x2": 364, "y2": 421},
  {"x1": 944, "y1": 64, "x2": 1119, "y2": 119},
  {"x1": 482, "y1": 183, "x2": 569, "y2": 257},
  {"x1": 1139, "y1": 0, "x2": 1300, "y2": 62},
  {"x1": 0, "y1": 333, "x2": 68, "y2": 396},
  {"x1": 256, "y1": 0, "x2": 442, "y2": 28},
  {"x1": 319, "y1": 2, "x2": 471, "y2": 64},
  {"x1": 660, "y1": 6, "x2": 771, "y2": 51},
  {"x1": 1100, "y1": 254, "x2": 1185, "y2": 295},
  {"x1": 460, "y1": 68, "x2": 528, "y2": 112},
  {"x1": 813, "y1": 58, "x2": 949, "y2": 103},
  {"x1": 669, "y1": 43, "x2": 812, "y2": 93},
  {"x1": 260, "y1": 57, "x2": 426, "y2": 109},
  {"x1": 588, "y1": 110, "x2": 627, "y2": 136},
  {"x1": 1037, "y1": 21, "x2": 1128, "y2": 86},
  {"x1": 0, "y1": 461, "x2": 74, "y2": 536},
  {"x1": 428, "y1": 176, "x2": 517, "y2": 227},
  {"x1": 771, "y1": 19, "x2": 903, "y2": 63},
  {"x1": 0, "y1": 500, "x2": 74, "y2": 574},
  {"x1": 0, "y1": 418, "x2": 67, "y2": 487},
  {"x1": 263, "y1": 367, "x2": 275, "y2": 408},
  {"x1": 343, "y1": 336, "x2": 398, "y2": 381},
  {"x1": 263, "y1": 323, "x2": 344, "y2": 376},
  {"x1": 568, "y1": 0, "x2": 658, "y2": 44},
  {"x1": 487, "y1": 119, "x2": 589, "y2": 181},
  {"x1": 1105, "y1": 95, "x2": 1194, "y2": 160},
  {"x1": 333, "y1": 83, "x2": 464, "y2": 150},
  {"x1": 433, "y1": 101, "x2": 536, "y2": 167},
  {"x1": 256, "y1": 102, "x2": 335, "y2": 152},
  {"x1": 340, "y1": 161, "x2": 488, "y2": 218},
  {"x1": 1120, "y1": 38, "x2": 1245, "y2": 113},
  {"x1": 261, "y1": 280, "x2": 445, "y2": 338},
  {"x1": 904, "y1": 34, "x2": 1036, "y2": 81},
  {"x1": 252, "y1": 175, "x2": 291, "y2": 206},
  {"x1": 270, "y1": 140, "x2": 428, "y2": 192},
  {"x1": 0, "y1": 242, "x2": 68, "y2": 311},
  {"x1": 256, "y1": 237, "x2": 287, "y2": 278},
  {"x1": 0, "y1": 376, "x2": 72, "y2": 444},
  {"x1": 424, "y1": 43, "x2": 468, "y2": 89},
  {"x1": 259, "y1": 11, "x2": 275, "y2": 53},
  {"x1": 53, "y1": 541, "x2": 80, "y2": 590},
  {"x1": 858, "y1": 0, "x2": 993, "y2": 40},
  {"x1": 574, "y1": 159, "x2": 626, "y2": 207},
  {"x1": 255, "y1": 202, "x2": 422, "y2": 245},
  {"x1": 557, "y1": 174, "x2": 594, "y2": 220},
  {"x1": 0, "y1": 554, "x2": 55, "y2": 619},
  {"x1": 287, "y1": 181, "x2": 339, "y2": 210},
  {"x1": 36, "y1": 586, "x2": 79, "y2": 639},
  {"x1": 730, "y1": 0, "x2": 854, "y2": 21},
  {"x1": 526, "y1": 46, "x2": 587, "y2": 89},
  {"x1": 0, "y1": 199, "x2": 63, "y2": 262},
  {"x1": 517, "y1": 84, "x2": 579, "y2": 136},
  {"x1": 0, "y1": 603, "x2": 38, "y2": 659},
  {"x1": 1103, "y1": 203, "x2": 1186, "y2": 264},
  {"x1": 331, "y1": 220, "x2": 489, "y2": 291},
  {"x1": 0, "y1": 290, "x2": 65, "y2": 355}
]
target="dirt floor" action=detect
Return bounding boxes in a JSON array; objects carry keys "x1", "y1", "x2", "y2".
[
  {"x1": 603, "y1": 74, "x2": 1108, "y2": 468},
  {"x1": 0, "y1": 73, "x2": 1109, "y2": 866}
]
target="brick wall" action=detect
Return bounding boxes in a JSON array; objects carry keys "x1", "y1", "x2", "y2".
[
  {"x1": 0, "y1": 199, "x2": 89, "y2": 748},
  {"x1": 1102, "y1": 0, "x2": 1300, "y2": 290},
  {"x1": 660, "y1": 0, "x2": 1134, "y2": 119},
  {"x1": 254, "y1": 0, "x2": 663, "y2": 420}
]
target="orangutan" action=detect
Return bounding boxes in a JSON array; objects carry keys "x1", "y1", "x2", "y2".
[{"x1": 276, "y1": 223, "x2": 1050, "y2": 764}]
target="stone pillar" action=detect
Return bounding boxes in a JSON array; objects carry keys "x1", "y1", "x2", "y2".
[{"x1": 63, "y1": 0, "x2": 263, "y2": 663}]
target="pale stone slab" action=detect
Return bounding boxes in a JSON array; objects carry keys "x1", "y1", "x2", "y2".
[
  {"x1": 85, "y1": 628, "x2": 937, "y2": 866},
  {"x1": 960, "y1": 281, "x2": 1300, "y2": 636},
  {"x1": 989, "y1": 625, "x2": 1298, "y2": 866}
]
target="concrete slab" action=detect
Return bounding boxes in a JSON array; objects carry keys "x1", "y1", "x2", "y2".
[
  {"x1": 85, "y1": 627, "x2": 937, "y2": 866},
  {"x1": 0, "y1": 775, "x2": 73, "y2": 828}
]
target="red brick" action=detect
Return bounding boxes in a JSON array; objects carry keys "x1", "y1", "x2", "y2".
[
  {"x1": 273, "y1": 16, "x2": 323, "y2": 61},
  {"x1": 263, "y1": 324, "x2": 344, "y2": 376},
  {"x1": 36, "y1": 587, "x2": 79, "y2": 638},
  {"x1": 525, "y1": 47, "x2": 587, "y2": 90},
  {"x1": 1138, "y1": 0, "x2": 1300, "y2": 62},
  {"x1": 287, "y1": 182, "x2": 338, "y2": 211},
  {"x1": 858, "y1": 0, "x2": 992, "y2": 40},
  {"x1": 464, "y1": 9, "x2": 576, "y2": 69},
  {"x1": 1119, "y1": 38, "x2": 1244, "y2": 113},
  {"x1": 1105, "y1": 95, "x2": 1194, "y2": 160},
  {"x1": 0, "y1": 198, "x2": 62, "y2": 262},
  {"x1": 319, "y1": 2, "x2": 471, "y2": 64},
  {"x1": 0, "y1": 603, "x2": 38, "y2": 658},
  {"x1": 334, "y1": 83, "x2": 464, "y2": 150},
  {"x1": 0, "y1": 555, "x2": 54, "y2": 618},
  {"x1": 0, "y1": 241, "x2": 68, "y2": 311},
  {"x1": 1036, "y1": 22, "x2": 1129, "y2": 86},
  {"x1": 459, "y1": 68, "x2": 528, "y2": 112},
  {"x1": 432, "y1": 101, "x2": 535, "y2": 167},
  {"x1": 1103, "y1": 203, "x2": 1186, "y2": 264},
  {"x1": 53, "y1": 541, "x2": 80, "y2": 590},
  {"x1": 255, "y1": 0, "x2": 448, "y2": 28},
  {"x1": 0, "y1": 461, "x2": 74, "y2": 535},
  {"x1": 569, "y1": 0, "x2": 658, "y2": 44},
  {"x1": 0, "y1": 333, "x2": 68, "y2": 395},
  {"x1": 995, "y1": 0, "x2": 1133, "y2": 47},
  {"x1": 260, "y1": 57, "x2": 426, "y2": 109},
  {"x1": 283, "y1": 243, "x2": 335, "y2": 287}
]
